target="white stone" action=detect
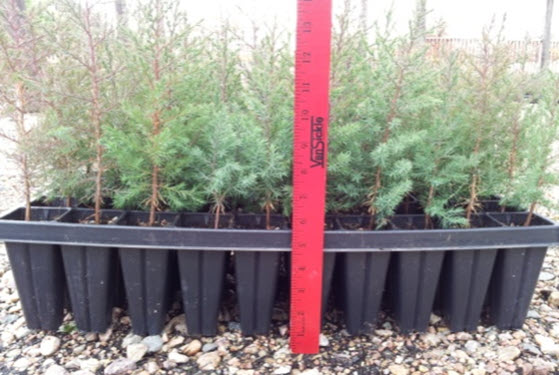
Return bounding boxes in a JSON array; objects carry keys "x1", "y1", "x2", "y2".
[
  {"x1": 422, "y1": 333, "x2": 442, "y2": 346},
  {"x1": 539, "y1": 271, "x2": 555, "y2": 281},
  {"x1": 13, "y1": 357, "x2": 31, "y2": 371},
  {"x1": 301, "y1": 369, "x2": 321, "y2": 375},
  {"x1": 72, "y1": 371, "x2": 95, "y2": 375},
  {"x1": 168, "y1": 350, "x2": 189, "y2": 364},
  {"x1": 122, "y1": 333, "x2": 142, "y2": 348},
  {"x1": 549, "y1": 291, "x2": 559, "y2": 308},
  {"x1": 196, "y1": 352, "x2": 221, "y2": 370},
  {"x1": 145, "y1": 361, "x2": 160, "y2": 374},
  {"x1": 127, "y1": 343, "x2": 148, "y2": 362},
  {"x1": 535, "y1": 334, "x2": 559, "y2": 356},
  {"x1": 1, "y1": 331, "x2": 15, "y2": 345},
  {"x1": 319, "y1": 333, "x2": 329, "y2": 347},
  {"x1": 167, "y1": 336, "x2": 185, "y2": 348},
  {"x1": 45, "y1": 364, "x2": 69, "y2": 375},
  {"x1": 80, "y1": 359, "x2": 101, "y2": 373},
  {"x1": 40, "y1": 336, "x2": 61, "y2": 356},
  {"x1": 274, "y1": 365, "x2": 292, "y2": 374},
  {"x1": 389, "y1": 364, "x2": 409, "y2": 375},
  {"x1": 497, "y1": 346, "x2": 521, "y2": 362},
  {"x1": 103, "y1": 358, "x2": 137, "y2": 375},
  {"x1": 465, "y1": 340, "x2": 480, "y2": 353},
  {"x1": 142, "y1": 335, "x2": 163, "y2": 353}
]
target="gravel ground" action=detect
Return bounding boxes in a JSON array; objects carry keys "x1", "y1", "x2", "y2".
[{"x1": 1, "y1": 128, "x2": 559, "y2": 374}]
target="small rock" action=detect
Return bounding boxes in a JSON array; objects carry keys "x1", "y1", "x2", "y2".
[
  {"x1": 72, "y1": 371, "x2": 95, "y2": 375},
  {"x1": 551, "y1": 324, "x2": 559, "y2": 338},
  {"x1": 167, "y1": 336, "x2": 184, "y2": 348},
  {"x1": 470, "y1": 369, "x2": 486, "y2": 375},
  {"x1": 430, "y1": 313, "x2": 442, "y2": 324},
  {"x1": 465, "y1": 340, "x2": 480, "y2": 353},
  {"x1": 162, "y1": 360, "x2": 177, "y2": 370},
  {"x1": 521, "y1": 363, "x2": 534, "y2": 375},
  {"x1": 99, "y1": 327, "x2": 113, "y2": 342},
  {"x1": 524, "y1": 343, "x2": 542, "y2": 355},
  {"x1": 127, "y1": 343, "x2": 148, "y2": 362},
  {"x1": 243, "y1": 343, "x2": 259, "y2": 354},
  {"x1": 164, "y1": 314, "x2": 185, "y2": 334},
  {"x1": 122, "y1": 333, "x2": 142, "y2": 348},
  {"x1": 497, "y1": 346, "x2": 521, "y2": 362},
  {"x1": 84, "y1": 333, "x2": 97, "y2": 342},
  {"x1": 40, "y1": 336, "x2": 61, "y2": 356},
  {"x1": 274, "y1": 365, "x2": 292, "y2": 374},
  {"x1": 182, "y1": 339, "x2": 202, "y2": 356},
  {"x1": 80, "y1": 359, "x2": 100, "y2": 373},
  {"x1": 375, "y1": 329, "x2": 393, "y2": 337},
  {"x1": 45, "y1": 364, "x2": 69, "y2": 375},
  {"x1": 422, "y1": 333, "x2": 441, "y2": 346},
  {"x1": 319, "y1": 333, "x2": 329, "y2": 347},
  {"x1": 278, "y1": 325, "x2": 288, "y2": 336},
  {"x1": 142, "y1": 335, "x2": 163, "y2": 353},
  {"x1": 548, "y1": 291, "x2": 559, "y2": 307},
  {"x1": 527, "y1": 310, "x2": 541, "y2": 319},
  {"x1": 197, "y1": 352, "x2": 221, "y2": 370},
  {"x1": 455, "y1": 332, "x2": 472, "y2": 341},
  {"x1": 202, "y1": 342, "x2": 218, "y2": 352},
  {"x1": 104, "y1": 358, "x2": 137, "y2": 375},
  {"x1": 539, "y1": 271, "x2": 555, "y2": 281},
  {"x1": 535, "y1": 335, "x2": 559, "y2": 356},
  {"x1": 168, "y1": 350, "x2": 189, "y2": 364},
  {"x1": 145, "y1": 361, "x2": 159, "y2": 374},
  {"x1": 13, "y1": 357, "x2": 30, "y2": 371},
  {"x1": 388, "y1": 365, "x2": 409, "y2": 375},
  {"x1": 301, "y1": 370, "x2": 321, "y2": 375},
  {"x1": 64, "y1": 360, "x2": 81, "y2": 370},
  {"x1": 14, "y1": 326, "x2": 30, "y2": 339},
  {"x1": 175, "y1": 323, "x2": 187, "y2": 334},
  {"x1": 1, "y1": 331, "x2": 15, "y2": 345},
  {"x1": 228, "y1": 321, "x2": 241, "y2": 331}
]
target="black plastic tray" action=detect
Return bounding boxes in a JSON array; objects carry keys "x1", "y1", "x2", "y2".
[
  {"x1": 1, "y1": 208, "x2": 557, "y2": 251},
  {"x1": 1, "y1": 207, "x2": 558, "y2": 336}
]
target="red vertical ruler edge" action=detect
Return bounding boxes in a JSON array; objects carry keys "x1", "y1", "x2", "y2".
[{"x1": 290, "y1": 0, "x2": 332, "y2": 354}]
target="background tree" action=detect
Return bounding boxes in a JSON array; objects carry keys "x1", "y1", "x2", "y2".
[{"x1": 541, "y1": 0, "x2": 554, "y2": 69}]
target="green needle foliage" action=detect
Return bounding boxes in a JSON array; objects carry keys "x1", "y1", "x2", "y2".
[
  {"x1": 104, "y1": 0, "x2": 208, "y2": 225},
  {"x1": 330, "y1": 18, "x2": 439, "y2": 228},
  {"x1": 460, "y1": 22, "x2": 515, "y2": 223},
  {"x1": 240, "y1": 25, "x2": 293, "y2": 228},
  {"x1": 413, "y1": 50, "x2": 471, "y2": 228},
  {"x1": 507, "y1": 71, "x2": 559, "y2": 225},
  {"x1": 3, "y1": 3, "x2": 559, "y2": 230}
]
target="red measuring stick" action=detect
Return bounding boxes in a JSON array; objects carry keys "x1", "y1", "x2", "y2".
[{"x1": 290, "y1": 0, "x2": 332, "y2": 354}]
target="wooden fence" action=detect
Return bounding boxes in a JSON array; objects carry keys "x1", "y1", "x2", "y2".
[{"x1": 425, "y1": 37, "x2": 559, "y2": 72}]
